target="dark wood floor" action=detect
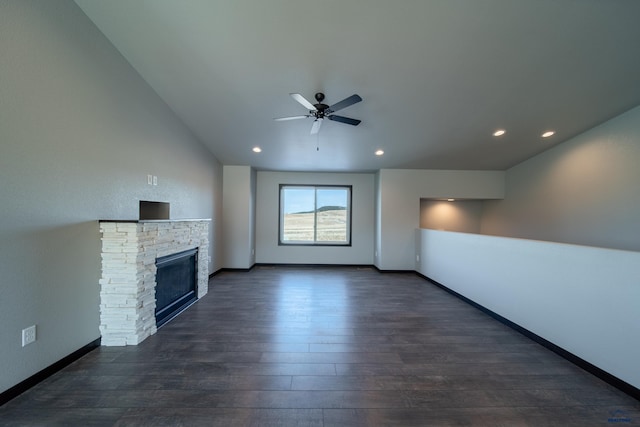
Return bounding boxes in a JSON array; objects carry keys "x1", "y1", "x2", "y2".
[{"x1": 1, "y1": 267, "x2": 639, "y2": 426}]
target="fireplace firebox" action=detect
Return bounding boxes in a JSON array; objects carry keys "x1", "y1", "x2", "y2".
[{"x1": 155, "y1": 248, "x2": 198, "y2": 327}]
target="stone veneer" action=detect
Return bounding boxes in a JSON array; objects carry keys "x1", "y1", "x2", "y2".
[{"x1": 99, "y1": 220, "x2": 210, "y2": 346}]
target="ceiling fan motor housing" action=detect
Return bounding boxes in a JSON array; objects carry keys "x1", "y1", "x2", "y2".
[{"x1": 313, "y1": 92, "x2": 330, "y2": 117}]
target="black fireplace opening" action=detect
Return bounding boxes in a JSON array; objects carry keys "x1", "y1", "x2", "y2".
[{"x1": 155, "y1": 248, "x2": 198, "y2": 327}]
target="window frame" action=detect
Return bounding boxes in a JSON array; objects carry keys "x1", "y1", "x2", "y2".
[{"x1": 278, "y1": 184, "x2": 352, "y2": 247}]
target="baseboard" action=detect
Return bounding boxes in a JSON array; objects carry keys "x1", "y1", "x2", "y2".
[
  {"x1": 254, "y1": 263, "x2": 378, "y2": 270},
  {"x1": 216, "y1": 265, "x2": 256, "y2": 273},
  {"x1": 209, "y1": 264, "x2": 258, "y2": 277},
  {"x1": 214, "y1": 264, "x2": 413, "y2": 273},
  {"x1": 416, "y1": 272, "x2": 640, "y2": 402},
  {"x1": 214, "y1": 263, "x2": 410, "y2": 272},
  {"x1": 210, "y1": 264, "x2": 385, "y2": 278},
  {"x1": 375, "y1": 267, "x2": 415, "y2": 274},
  {"x1": 0, "y1": 337, "x2": 101, "y2": 407},
  {"x1": 209, "y1": 268, "x2": 224, "y2": 278}
]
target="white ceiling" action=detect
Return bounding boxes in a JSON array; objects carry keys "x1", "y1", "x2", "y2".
[{"x1": 75, "y1": 0, "x2": 640, "y2": 172}]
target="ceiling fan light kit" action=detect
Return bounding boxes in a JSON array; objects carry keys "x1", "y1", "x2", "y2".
[{"x1": 275, "y1": 92, "x2": 362, "y2": 135}]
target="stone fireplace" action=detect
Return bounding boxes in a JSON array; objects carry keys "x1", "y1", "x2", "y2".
[{"x1": 99, "y1": 219, "x2": 210, "y2": 346}]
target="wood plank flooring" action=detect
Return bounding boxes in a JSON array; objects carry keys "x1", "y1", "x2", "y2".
[{"x1": 1, "y1": 266, "x2": 639, "y2": 426}]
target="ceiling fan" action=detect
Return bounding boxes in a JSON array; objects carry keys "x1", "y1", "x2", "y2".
[{"x1": 274, "y1": 92, "x2": 362, "y2": 135}]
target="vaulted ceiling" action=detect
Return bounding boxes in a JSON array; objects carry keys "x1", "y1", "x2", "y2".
[{"x1": 75, "y1": 0, "x2": 640, "y2": 172}]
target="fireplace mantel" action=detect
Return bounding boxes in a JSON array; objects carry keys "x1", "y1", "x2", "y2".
[{"x1": 99, "y1": 219, "x2": 210, "y2": 346}]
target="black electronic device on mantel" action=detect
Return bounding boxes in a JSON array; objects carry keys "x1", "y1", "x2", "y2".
[{"x1": 139, "y1": 200, "x2": 170, "y2": 220}]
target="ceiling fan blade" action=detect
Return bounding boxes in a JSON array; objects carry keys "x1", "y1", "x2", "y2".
[
  {"x1": 328, "y1": 115, "x2": 361, "y2": 126},
  {"x1": 274, "y1": 115, "x2": 310, "y2": 121},
  {"x1": 310, "y1": 118, "x2": 323, "y2": 135},
  {"x1": 291, "y1": 93, "x2": 317, "y2": 111},
  {"x1": 327, "y1": 94, "x2": 362, "y2": 113}
]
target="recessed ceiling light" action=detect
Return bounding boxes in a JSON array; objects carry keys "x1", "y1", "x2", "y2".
[
  {"x1": 252, "y1": 146, "x2": 262, "y2": 153},
  {"x1": 375, "y1": 150, "x2": 384, "y2": 156},
  {"x1": 447, "y1": 199, "x2": 455, "y2": 202},
  {"x1": 493, "y1": 129, "x2": 506, "y2": 137},
  {"x1": 541, "y1": 131, "x2": 555, "y2": 138}
]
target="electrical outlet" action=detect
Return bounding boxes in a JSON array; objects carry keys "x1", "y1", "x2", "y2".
[
  {"x1": 152, "y1": 176, "x2": 158, "y2": 186},
  {"x1": 416, "y1": 254, "x2": 420, "y2": 262},
  {"x1": 22, "y1": 325, "x2": 36, "y2": 347},
  {"x1": 147, "y1": 174, "x2": 153, "y2": 185}
]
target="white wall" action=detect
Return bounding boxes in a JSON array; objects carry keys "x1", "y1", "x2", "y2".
[
  {"x1": 420, "y1": 199, "x2": 483, "y2": 233},
  {"x1": 374, "y1": 171, "x2": 382, "y2": 266},
  {"x1": 222, "y1": 165, "x2": 256, "y2": 269},
  {"x1": 256, "y1": 171, "x2": 375, "y2": 265},
  {"x1": 0, "y1": 1, "x2": 222, "y2": 394},
  {"x1": 377, "y1": 169, "x2": 504, "y2": 270},
  {"x1": 417, "y1": 229, "x2": 640, "y2": 389},
  {"x1": 482, "y1": 105, "x2": 640, "y2": 252},
  {"x1": 250, "y1": 167, "x2": 257, "y2": 266}
]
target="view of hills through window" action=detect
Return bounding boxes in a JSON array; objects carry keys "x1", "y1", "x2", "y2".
[{"x1": 280, "y1": 186, "x2": 350, "y2": 244}]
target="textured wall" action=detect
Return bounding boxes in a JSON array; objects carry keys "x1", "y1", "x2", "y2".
[
  {"x1": 417, "y1": 229, "x2": 640, "y2": 389},
  {"x1": 256, "y1": 171, "x2": 375, "y2": 265},
  {"x1": 419, "y1": 200, "x2": 483, "y2": 233},
  {"x1": 377, "y1": 169, "x2": 505, "y2": 270},
  {"x1": 482, "y1": 105, "x2": 640, "y2": 251},
  {"x1": 222, "y1": 166, "x2": 255, "y2": 269},
  {"x1": 0, "y1": 1, "x2": 221, "y2": 393}
]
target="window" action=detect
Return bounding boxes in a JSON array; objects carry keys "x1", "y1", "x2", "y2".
[{"x1": 279, "y1": 185, "x2": 352, "y2": 246}]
